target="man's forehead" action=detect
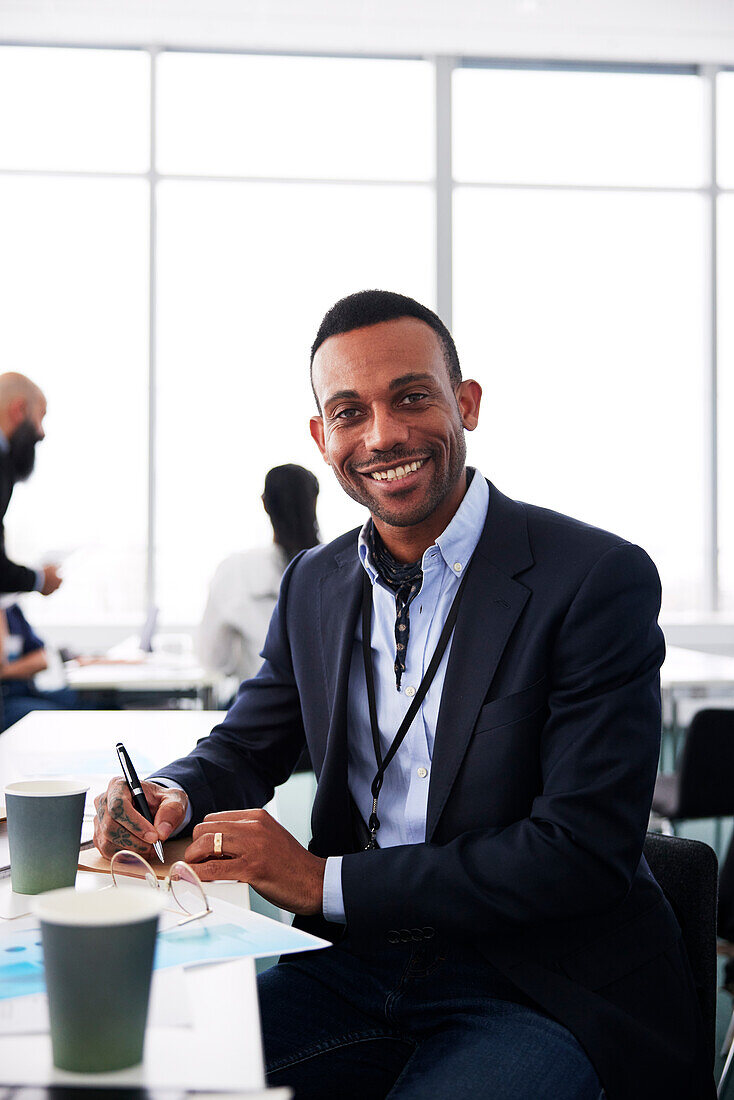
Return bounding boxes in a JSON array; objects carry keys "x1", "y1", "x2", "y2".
[{"x1": 312, "y1": 317, "x2": 445, "y2": 392}]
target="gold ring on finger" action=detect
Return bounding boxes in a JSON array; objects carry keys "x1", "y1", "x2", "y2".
[{"x1": 213, "y1": 831, "x2": 223, "y2": 857}]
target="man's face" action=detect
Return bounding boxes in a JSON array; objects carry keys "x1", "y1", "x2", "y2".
[
  {"x1": 310, "y1": 317, "x2": 481, "y2": 532},
  {"x1": 28, "y1": 398, "x2": 46, "y2": 441}
]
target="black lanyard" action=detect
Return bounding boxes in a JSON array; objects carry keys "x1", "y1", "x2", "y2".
[{"x1": 360, "y1": 562, "x2": 471, "y2": 849}]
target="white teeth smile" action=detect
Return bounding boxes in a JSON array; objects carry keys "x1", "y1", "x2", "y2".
[{"x1": 369, "y1": 459, "x2": 425, "y2": 482}]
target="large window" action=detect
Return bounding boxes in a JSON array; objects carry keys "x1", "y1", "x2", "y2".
[
  {"x1": 154, "y1": 53, "x2": 435, "y2": 622},
  {"x1": 0, "y1": 47, "x2": 731, "y2": 624},
  {"x1": 0, "y1": 48, "x2": 149, "y2": 625},
  {"x1": 453, "y1": 67, "x2": 708, "y2": 612},
  {"x1": 717, "y1": 72, "x2": 734, "y2": 611}
]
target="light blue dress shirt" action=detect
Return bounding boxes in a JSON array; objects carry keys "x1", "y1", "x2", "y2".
[{"x1": 321, "y1": 470, "x2": 489, "y2": 923}]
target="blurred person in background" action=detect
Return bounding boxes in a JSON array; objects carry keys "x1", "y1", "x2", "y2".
[
  {"x1": 198, "y1": 464, "x2": 320, "y2": 687},
  {"x1": 0, "y1": 373, "x2": 62, "y2": 597},
  {"x1": 0, "y1": 602, "x2": 81, "y2": 731}
]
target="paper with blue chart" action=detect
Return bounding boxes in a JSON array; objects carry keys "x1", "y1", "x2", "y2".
[{"x1": 0, "y1": 894, "x2": 330, "y2": 1001}]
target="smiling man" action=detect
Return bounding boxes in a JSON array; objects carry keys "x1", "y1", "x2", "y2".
[
  {"x1": 309, "y1": 310, "x2": 477, "y2": 557},
  {"x1": 95, "y1": 291, "x2": 712, "y2": 1099}
]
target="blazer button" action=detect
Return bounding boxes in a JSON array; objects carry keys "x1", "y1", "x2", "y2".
[
  {"x1": 411, "y1": 928, "x2": 424, "y2": 941},
  {"x1": 387, "y1": 930, "x2": 400, "y2": 944},
  {"x1": 422, "y1": 926, "x2": 435, "y2": 939},
  {"x1": 400, "y1": 929, "x2": 412, "y2": 942}
]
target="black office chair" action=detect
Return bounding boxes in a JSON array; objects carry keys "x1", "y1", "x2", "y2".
[
  {"x1": 653, "y1": 709, "x2": 734, "y2": 836},
  {"x1": 643, "y1": 832, "x2": 718, "y2": 1082}
]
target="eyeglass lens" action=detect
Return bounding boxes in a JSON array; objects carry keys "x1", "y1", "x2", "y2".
[{"x1": 170, "y1": 862, "x2": 209, "y2": 915}]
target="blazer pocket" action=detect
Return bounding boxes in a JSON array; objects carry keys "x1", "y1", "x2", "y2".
[
  {"x1": 473, "y1": 676, "x2": 548, "y2": 735},
  {"x1": 559, "y1": 900, "x2": 680, "y2": 990}
]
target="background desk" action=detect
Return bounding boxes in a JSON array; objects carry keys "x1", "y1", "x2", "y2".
[
  {"x1": 661, "y1": 646, "x2": 734, "y2": 768},
  {"x1": 65, "y1": 658, "x2": 220, "y2": 710},
  {"x1": 0, "y1": 1090, "x2": 290, "y2": 1099}
]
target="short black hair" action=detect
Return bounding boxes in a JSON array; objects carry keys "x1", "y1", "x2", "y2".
[{"x1": 310, "y1": 290, "x2": 461, "y2": 407}]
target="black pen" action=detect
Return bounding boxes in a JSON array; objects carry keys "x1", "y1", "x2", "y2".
[{"x1": 116, "y1": 741, "x2": 165, "y2": 863}]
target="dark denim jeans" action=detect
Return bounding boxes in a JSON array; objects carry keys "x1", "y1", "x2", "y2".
[{"x1": 259, "y1": 936, "x2": 602, "y2": 1100}]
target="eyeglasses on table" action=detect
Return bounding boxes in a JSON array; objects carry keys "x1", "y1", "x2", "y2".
[{"x1": 109, "y1": 849, "x2": 213, "y2": 926}]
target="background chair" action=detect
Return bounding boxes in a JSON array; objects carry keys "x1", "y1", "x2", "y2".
[
  {"x1": 643, "y1": 832, "x2": 718, "y2": 1082},
  {"x1": 653, "y1": 710, "x2": 734, "y2": 851}
]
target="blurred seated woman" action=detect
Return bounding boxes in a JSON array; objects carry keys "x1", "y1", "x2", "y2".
[
  {"x1": 0, "y1": 603, "x2": 81, "y2": 731},
  {"x1": 198, "y1": 464, "x2": 320, "y2": 687}
]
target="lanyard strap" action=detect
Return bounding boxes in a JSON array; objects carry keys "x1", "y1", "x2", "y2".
[{"x1": 361, "y1": 562, "x2": 471, "y2": 849}]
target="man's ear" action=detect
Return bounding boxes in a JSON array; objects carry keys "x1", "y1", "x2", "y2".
[
  {"x1": 7, "y1": 397, "x2": 26, "y2": 433},
  {"x1": 456, "y1": 380, "x2": 482, "y2": 432},
  {"x1": 309, "y1": 416, "x2": 330, "y2": 464}
]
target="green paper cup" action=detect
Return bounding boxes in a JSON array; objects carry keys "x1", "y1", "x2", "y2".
[
  {"x1": 33, "y1": 886, "x2": 166, "y2": 1073},
  {"x1": 5, "y1": 779, "x2": 88, "y2": 894}
]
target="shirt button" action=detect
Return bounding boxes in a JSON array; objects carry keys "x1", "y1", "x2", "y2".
[
  {"x1": 417, "y1": 767, "x2": 428, "y2": 779},
  {"x1": 405, "y1": 686, "x2": 416, "y2": 697},
  {"x1": 453, "y1": 562, "x2": 463, "y2": 573}
]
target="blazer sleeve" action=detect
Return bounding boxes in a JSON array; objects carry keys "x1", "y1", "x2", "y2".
[
  {"x1": 153, "y1": 554, "x2": 307, "y2": 826},
  {"x1": 0, "y1": 529, "x2": 38, "y2": 594},
  {"x1": 339, "y1": 541, "x2": 665, "y2": 939}
]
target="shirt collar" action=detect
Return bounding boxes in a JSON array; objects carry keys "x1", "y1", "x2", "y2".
[
  {"x1": 0, "y1": 428, "x2": 10, "y2": 455},
  {"x1": 358, "y1": 468, "x2": 489, "y2": 585}
]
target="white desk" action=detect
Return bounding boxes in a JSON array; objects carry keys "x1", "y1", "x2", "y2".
[
  {"x1": 0, "y1": 710, "x2": 287, "y2": 1095},
  {"x1": 65, "y1": 656, "x2": 221, "y2": 709},
  {"x1": 0, "y1": 710, "x2": 225, "y2": 889},
  {"x1": 662, "y1": 645, "x2": 734, "y2": 694},
  {"x1": 0, "y1": 912, "x2": 268, "y2": 1091},
  {"x1": 0, "y1": 709, "x2": 225, "y2": 792}
]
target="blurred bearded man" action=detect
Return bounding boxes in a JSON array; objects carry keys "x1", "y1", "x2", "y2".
[{"x1": 0, "y1": 373, "x2": 62, "y2": 596}]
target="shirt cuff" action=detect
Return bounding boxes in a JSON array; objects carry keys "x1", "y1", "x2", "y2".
[
  {"x1": 322, "y1": 855, "x2": 346, "y2": 924},
  {"x1": 148, "y1": 777, "x2": 193, "y2": 836},
  {"x1": 34, "y1": 569, "x2": 44, "y2": 592}
]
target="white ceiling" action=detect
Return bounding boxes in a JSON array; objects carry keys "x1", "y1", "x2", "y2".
[{"x1": 0, "y1": 0, "x2": 733, "y2": 63}]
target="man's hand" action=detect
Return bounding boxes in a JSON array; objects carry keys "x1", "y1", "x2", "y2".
[
  {"x1": 93, "y1": 778, "x2": 189, "y2": 860},
  {"x1": 184, "y1": 809, "x2": 326, "y2": 917},
  {"x1": 40, "y1": 564, "x2": 62, "y2": 595}
]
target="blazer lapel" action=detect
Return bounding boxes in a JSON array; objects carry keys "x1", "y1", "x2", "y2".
[
  {"x1": 426, "y1": 483, "x2": 534, "y2": 841},
  {"x1": 310, "y1": 541, "x2": 363, "y2": 855}
]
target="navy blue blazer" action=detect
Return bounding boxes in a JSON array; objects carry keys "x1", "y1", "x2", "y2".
[
  {"x1": 0, "y1": 450, "x2": 37, "y2": 594},
  {"x1": 160, "y1": 482, "x2": 713, "y2": 1099}
]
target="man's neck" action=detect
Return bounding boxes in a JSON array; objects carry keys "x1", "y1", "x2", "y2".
[{"x1": 371, "y1": 470, "x2": 469, "y2": 564}]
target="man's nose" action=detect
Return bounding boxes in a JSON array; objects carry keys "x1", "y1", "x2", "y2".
[{"x1": 364, "y1": 406, "x2": 410, "y2": 453}]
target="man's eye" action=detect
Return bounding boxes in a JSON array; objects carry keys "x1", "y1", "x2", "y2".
[
  {"x1": 400, "y1": 392, "x2": 428, "y2": 405},
  {"x1": 333, "y1": 407, "x2": 361, "y2": 420}
]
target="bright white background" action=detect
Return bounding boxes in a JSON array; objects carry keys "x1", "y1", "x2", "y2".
[
  {"x1": 0, "y1": 43, "x2": 731, "y2": 641},
  {"x1": 155, "y1": 177, "x2": 434, "y2": 620}
]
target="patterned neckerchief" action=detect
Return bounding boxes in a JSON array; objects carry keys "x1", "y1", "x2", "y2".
[{"x1": 367, "y1": 522, "x2": 423, "y2": 691}]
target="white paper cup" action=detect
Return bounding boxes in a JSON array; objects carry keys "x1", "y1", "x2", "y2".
[
  {"x1": 33, "y1": 887, "x2": 167, "y2": 1072},
  {"x1": 5, "y1": 779, "x2": 88, "y2": 894}
]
